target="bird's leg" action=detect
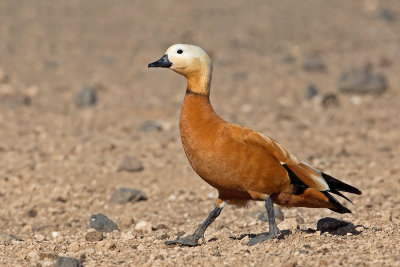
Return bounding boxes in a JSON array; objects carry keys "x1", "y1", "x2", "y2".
[
  {"x1": 248, "y1": 196, "x2": 281, "y2": 246},
  {"x1": 165, "y1": 202, "x2": 225, "y2": 247}
]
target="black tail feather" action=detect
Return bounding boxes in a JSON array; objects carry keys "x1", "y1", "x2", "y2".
[
  {"x1": 322, "y1": 192, "x2": 352, "y2": 214},
  {"x1": 322, "y1": 172, "x2": 362, "y2": 195},
  {"x1": 283, "y1": 164, "x2": 361, "y2": 213},
  {"x1": 329, "y1": 189, "x2": 353, "y2": 204}
]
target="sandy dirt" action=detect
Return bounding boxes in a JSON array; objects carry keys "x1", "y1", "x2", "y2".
[{"x1": 1, "y1": 1, "x2": 400, "y2": 266}]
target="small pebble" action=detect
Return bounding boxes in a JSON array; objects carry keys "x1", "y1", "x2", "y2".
[
  {"x1": 155, "y1": 255, "x2": 165, "y2": 261},
  {"x1": 135, "y1": 221, "x2": 153, "y2": 234},
  {"x1": 303, "y1": 54, "x2": 326, "y2": 72},
  {"x1": 321, "y1": 93, "x2": 339, "y2": 107},
  {"x1": 55, "y1": 256, "x2": 82, "y2": 267},
  {"x1": 338, "y1": 66, "x2": 387, "y2": 95},
  {"x1": 281, "y1": 54, "x2": 296, "y2": 64},
  {"x1": 68, "y1": 242, "x2": 80, "y2": 252},
  {"x1": 119, "y1": 215, "x2": 134, "y2": 227},
  {"x1": 27, "y1": 250, "x2": 39, "y2": 261},
  {"x1": 52, "y1": 231, "x2": 60, "y2": 238},
  {"x1": 85, "y1": 231, "x2": 104, "y2": 242},
  {"x1": 34, "y1": 234, "x2": 45, "y2": 242},
  {"x1": 121, "y1": 231, "x2": 135, "y2": 240},
  {"x1": 304, "y1": 84, "x2": 318, "y2": 100},
  {"x1": 75, "y1": 86, "x2": 97, "y2": 107},
  {"x1": 355, "y1": 226, "x2": 364, "y2": 232},
  {"x1": 89, "y1": 214, "x2": 119, "y2": 232},
  {"x1": 27, "y1": 209, "x2": 38, "y2": 217},
  {"x1": 140, "y1": 120, "x2": 163, "y2": 131},
  {"x1": 118, "y1": 156, "x2": 144, "y2": 172},
  {"x1": 378, "y1": 8, "x2": 396, "y2": 22},
  {"x1": 110, "y1": 187, "x2": 147, "y2": 204}
]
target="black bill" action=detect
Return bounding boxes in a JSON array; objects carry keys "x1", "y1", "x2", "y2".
[{"x1": 148, "y1": 54, "x2": 172, "y2": 68}]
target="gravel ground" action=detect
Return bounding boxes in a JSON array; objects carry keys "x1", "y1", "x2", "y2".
[{"x1": 0, "y1": 1, "x2": 400, "y2": 266}]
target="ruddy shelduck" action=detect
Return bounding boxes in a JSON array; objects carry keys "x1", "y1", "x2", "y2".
[{"x1": 148, "y1": 44, "x2": 361, "y2": 246}]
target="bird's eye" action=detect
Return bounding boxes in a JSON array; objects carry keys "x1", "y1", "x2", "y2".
[{"x1": 177, "y1": 49, "x2": 183, "y2": 54}]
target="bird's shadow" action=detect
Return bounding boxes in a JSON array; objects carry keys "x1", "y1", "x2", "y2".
[
  {"x1": 229, "y1": 229, "x2": 291, "y2": 241},
  {"x1": 302, "y1": 223, "x2": 365, "y2": 236},
  {"x1": 229, "y1": 221, "x2": 366, "y2": 242}
]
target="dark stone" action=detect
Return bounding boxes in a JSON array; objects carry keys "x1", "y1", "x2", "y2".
[
  {"x1": 28, "y1": 209, "x2": 37, "y2": 217},
  {"x1": 23, "y1": 96, "x2": 31, "y2": 105},
  {"x1": 75, "y1": 86, "x2": 97, "y2": 107},
  {"x1": 89, "y1": 214, "x2": 119, "y2": 232},
  {"x1": 338, "y1": 66, "x2": 387, "y2": 95},
  {"x1": 155, "y1": 255, "x2": 165, "y2": 261},
  {"x1": 303, "y1": 55, "x2": 326, "y2": 72},
  {"x1": 378, "y1": 8, "x2": 396, "y2": 22},
  {"x1": 56, "y1": 197, "x2": 68, "y2": 203},
  {"x1": 317, "y1": 217, "x2": 350, "y2": 233},
  {"x1": 281, "y1": 54, "x2": 296, "y2": 64},
  {"x1": 140, "y1": 120, "x2": 162, "y2": 132},
  {"x1": 257, "y1": 208, "x2": 284, "y2": 222},
  {"x1": 305, "y1": 84, "x2": 318, "y2": 100},
  {"x1": 321, "y1": 93, "x2": 339, "y2": 107},
  {"x1": 118, "y1": 156, "x2": 144, "y2": 173},
  {"x1": 110, "y1": 188, "x2": 147, "y2": 204},
  {"x1": 85, "y1": 231, "x2": 104, "y2": 242},
  {"x1": 55, "y1": 256, "x2": 82, "y2": 267}
]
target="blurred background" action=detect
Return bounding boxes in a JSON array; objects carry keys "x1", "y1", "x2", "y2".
[{"x1": 0, "y1": 0, "x2": 399, "y2": 266}]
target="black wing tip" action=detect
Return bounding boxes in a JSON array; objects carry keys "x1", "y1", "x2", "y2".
[
  {"x1": 323, "y1": 191, "x2": 353, "y2": 214},
  {"x1": 322, "y1": 172, "x2": 362, "y2": 195},
  {"x1": 329, "y1": 189, "x2": 354, "y2": 204}
]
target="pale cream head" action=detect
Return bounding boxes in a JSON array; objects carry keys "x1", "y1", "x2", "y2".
[
  {"x1": 165, "y1": 44, "x2": 212, "y2": 76},
  {"x1": 149, "y1": 44, "x2": 213, "y2": 95}
]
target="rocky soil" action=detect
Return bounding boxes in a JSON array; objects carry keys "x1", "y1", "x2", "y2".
[{"x1": 0, "y1": 1, "x2": 400, "y2": 266}]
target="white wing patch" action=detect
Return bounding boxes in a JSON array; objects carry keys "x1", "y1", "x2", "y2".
[{"x1": 301, "y1": 161, "x2": 330, "y2": 191}]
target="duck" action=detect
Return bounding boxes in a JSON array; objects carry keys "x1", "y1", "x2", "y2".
[{"x1": 148, "y1": 44, "x2": 361, "y2": 246}]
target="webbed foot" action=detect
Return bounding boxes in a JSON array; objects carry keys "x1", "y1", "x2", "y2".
[
  {"x1": 165, "y1": 234, "x2": 203, "y2": 247},
  {"x1": 247, "y1": 229, "x2": 281, "y2": 246}
]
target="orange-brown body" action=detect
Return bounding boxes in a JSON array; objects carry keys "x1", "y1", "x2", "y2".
[{"x1": 180, "y1": 93, "x2": 336, "y2": 209}]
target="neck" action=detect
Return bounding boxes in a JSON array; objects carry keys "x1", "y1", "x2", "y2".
[
  {"x1": 185, "y1": 63, "x2": 212, "y2": 96},
  {"x1": 180, "y1": 87, "x2": 222, "y2": 136},
  {"x1": 186, "y1": 88, "x2": 209, "y2": 97}
]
